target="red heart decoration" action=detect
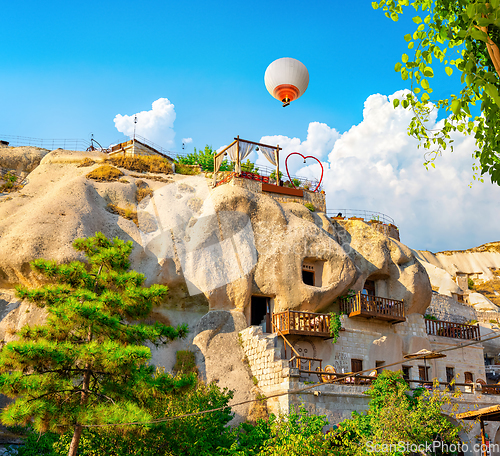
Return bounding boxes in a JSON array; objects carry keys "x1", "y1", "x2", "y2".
[{"x1": 285, "y1": 152, "x2": 324, "y2": 193}]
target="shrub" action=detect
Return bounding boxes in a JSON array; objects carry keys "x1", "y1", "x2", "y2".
[
  {"x1": 4, "y1": 426, "x2": 58, "y2": 455},
  {"x1": 52, "y1": 381, "x2": 234, "y2": 456},
  {"x1": 0, "y1": 172, "x2": 20, "y2": 192},
  {"x1": 86, "y1": 165, "x2": 123, "y2": 182},
  {"x1": 269, "y1": 170, "x2": 283, "y2": 183},
  {"x1": 304, "y1": 202, "x2": 315, "y2": 212},
  {"x1": 173, "y1": 350, "x2": 198, "y2": 375},
  {"x1": 175, "y1": 163, "x2": 201, "y2": 175},
  {"x1": 135, "y1": 180, "x2": 153, "y2": 202},
  {"x1": 108, "y1": 155, "x2": 172, "y2": 174},
  {"x1": 329, "y1": 312, "x2": 342, "y2": 343},
  {"x1": 77, "y1": 158, "x2": 96, "y2": 167},
  {"x1": 107, "y1": 203, "x2": 138, "y2": 225},
  {"x1": 468, "y1": 277, "x2": 475, "y2": 289}
]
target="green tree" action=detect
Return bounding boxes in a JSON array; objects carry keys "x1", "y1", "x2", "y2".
[
  {"x1": 50, "y1": 379, "x2": 234, "y2": 456},
  {"x1": 221, "y1": 406, "x2": 329, "y2": 456},
  {"x1": 329, "y1": 371, "x2": 465, "y2": 455},
  {"x1": 0, "y1": 233, "x2": 194, "y2": 456},
  {"x1": 373, "y1": 0, "x2": 500, "y2": 184},
  {"x1": 176, "y1": 145, "x2": 232, "y2": 172},
  {"x1": 269, "y1": 170, "x2": 283, "y2": 183}
]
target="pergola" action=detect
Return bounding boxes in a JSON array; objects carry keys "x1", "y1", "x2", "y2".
[
  {"x1": 213, "y1": 136, "x2": 281, "y2": 185},
  {"x1": 457, "y1": 405, "x2": 500, "y2": 456}
]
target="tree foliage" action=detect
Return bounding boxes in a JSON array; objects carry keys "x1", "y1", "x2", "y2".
[
  {"x1": 329, "y1": 371, "x2": 465, "y2": 455},
  {"x1": 0, "y1": 233, "x2": 194, "y2": 456},
  {"x1": 176, "y1": 145, "x2": 232, "y2": 172},
  {"x1": 240, "y1": 159, "x2": 260, "y2": 174},
  {"x1": 373, "y1": 0, "x2": 500, "y2": 184},
  {"x1": 51, "y1": 380, "x2": 234, "y2": 456},
  {"x1": 6, "y1": 373, "x2": 467, "y2": 455}
]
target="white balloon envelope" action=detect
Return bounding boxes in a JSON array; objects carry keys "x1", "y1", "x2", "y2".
[{"x1": 264, "y1": 57, "x2": 309, "y2": 107}]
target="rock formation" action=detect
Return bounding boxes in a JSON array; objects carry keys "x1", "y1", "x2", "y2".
[{"x1": 0, "y1": 148, "x2": 435, "y2": 421}]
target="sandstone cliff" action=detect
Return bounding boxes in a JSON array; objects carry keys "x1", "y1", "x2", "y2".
[{"x1": 0, "y1": 148, "x2": 434, "y2": 421}]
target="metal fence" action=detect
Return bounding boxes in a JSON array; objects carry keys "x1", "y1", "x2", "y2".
[
  {"x1": 247, "y1": 163, "x2": 323, "y2": 191},
  {"x1": 0, "y1": 135, "x2": 322, "y2": 190},
  {"x1": 326, "y1": 209, "x2": 395, "y2": 225},
  {"x1": 0, "y1": 135, "x2": 91, "y2": 151}
]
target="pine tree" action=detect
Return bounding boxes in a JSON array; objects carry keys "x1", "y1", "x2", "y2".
[{"x1": 0, "y1": 232, "x2": 194, "y2": 456}]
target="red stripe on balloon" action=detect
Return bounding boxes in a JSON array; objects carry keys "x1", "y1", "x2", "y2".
[{"x1": 273, "y1": 84, "x2": 300, "y2": 102}]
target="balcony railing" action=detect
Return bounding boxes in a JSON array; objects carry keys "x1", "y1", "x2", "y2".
[
  {"x1": 425, "y1": 318, "x2": 480, "y2": 340},
  {"x1": 340, "y1": 292, "x2": 406, "y2": 323},
  {"x1": 272, "y1": 310, "x2": 331, "y2": 338}
]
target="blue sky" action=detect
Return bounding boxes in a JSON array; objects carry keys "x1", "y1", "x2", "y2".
[
  {"x1": 1, "y1": 0, "x2": 416, "y2": 145},
  {"x1": 2, "y1": 0, "x2": 500, "y2": 252}
]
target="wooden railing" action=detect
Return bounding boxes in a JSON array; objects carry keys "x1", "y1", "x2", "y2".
[
  {"x1": 289, "y1": 355, "x2": 323, "y2": 373},
  {"x1": 270, "y1": 317, "x2": 325, "y2": 378},
  {"x1": 270, "y1": 318, "x2": 301, "y2": 360},
  {"x1": 272, "y1": 310, "x2": 331, "y2": 338},
  {"x1": 425, "y1": 318, "x2": 480, "y2": 340},
  {"x1": 340, "y1": 292, "x2": 405, "y2": 323}
]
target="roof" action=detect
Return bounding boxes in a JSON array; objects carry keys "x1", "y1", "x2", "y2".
[
  {"x1": 109, "y1": 139, "x2": 174, "y2": 161},
  {"x1": 456, "y1": 405, "x2": 500, "y2": 421}
]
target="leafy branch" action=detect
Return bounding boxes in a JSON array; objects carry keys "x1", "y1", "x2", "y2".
[{"x1": 373, "y1": 0, "x2": 500, "y2": 185}]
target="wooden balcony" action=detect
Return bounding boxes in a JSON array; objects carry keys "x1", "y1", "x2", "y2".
[
  {"x1": 340, "y1": 292, "x2": 406, "y2": 323},
  {"x1": 272, "y1": 310, "x2": 331, "y2": 338},
  {"x1": 425, "y1": 318, "x2": 480, "y2": 340}
]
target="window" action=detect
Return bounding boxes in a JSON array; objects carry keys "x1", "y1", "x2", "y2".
[
  {"x1": 446, "y1": 367, "x2": 455, "y2": 391},
  {"x1": 418, "y1": 365, "x2": 430, "y2": 382},
  {"x1": 402, "y1": 365, "x2": 411, "y2": 382},
  {"x1": 464, "y1": 372, "x2": 474, "y2": 383},
  {"x1": 302, "y1": 259, "x2": 325, "y2": 287},
  {"x1": 351, "y1": 358, "x2": 363, "y2": 374},
  {"x1": 375, "y1": 361, "x2": 385, "y2": 373},
  {"x1": 302, "y1": 269, "x2": 315, "y2": 286}
]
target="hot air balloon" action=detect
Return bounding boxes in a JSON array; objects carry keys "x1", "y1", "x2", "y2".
[{"x1": 264, "y1": 57, "x2": 309, "y2": 107}]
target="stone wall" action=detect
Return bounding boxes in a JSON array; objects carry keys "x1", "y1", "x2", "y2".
[
  {"x1": 283, "y1": 380, "x2": 371, "y2": 426},
  {"x1": 428, "y1": 334, "x2": 486, "y2": 384},
  {"x1": 476, "y1": 310, "x2": 500, "y2": 324},
  {"x1": 228, "y1": 177, "x2": 326, "y2": 212},
  {"x1": 426, "y1": 293, "x2": 476, "y2": 323},
  {"x1": 239, "y1": 326, "x2": 290, "y2": 389}
]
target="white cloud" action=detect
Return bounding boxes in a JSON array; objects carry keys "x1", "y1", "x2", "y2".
[
  {"x1": 113, "y1": 98, "x2": 176, "y2": 148},
  {"x1": 182, "y1": 137, "x2": 193, "y2": 144},
  {"x1": 259, "y1": 122, "x2": 340, "y2": 175},
  {"x1": 261, "y1": 90, "x2": 500, "y2": 252}
]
